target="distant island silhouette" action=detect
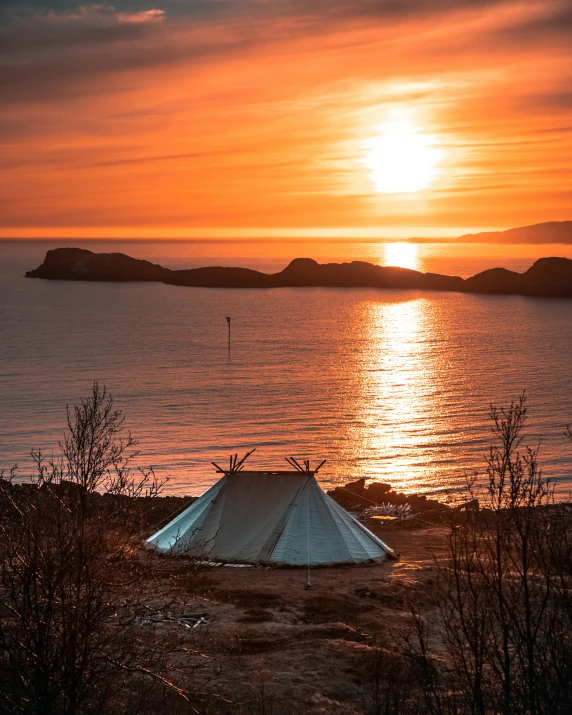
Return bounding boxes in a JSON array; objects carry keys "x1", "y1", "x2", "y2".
[
  {"x1": 410, "y1": 220, "x2": 571, "y2": 244},
  {"x1": 26, "y1": 247, "x2": 572, "y2": 298}
]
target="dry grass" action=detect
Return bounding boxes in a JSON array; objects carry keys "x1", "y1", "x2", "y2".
[{"x1": 126, "y1": 522, "x2": 447, "y2": 713}]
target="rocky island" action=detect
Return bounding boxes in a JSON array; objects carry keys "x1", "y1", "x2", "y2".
[{"x1": 26, "y1": 247, "x2": 572, "y2": 298}]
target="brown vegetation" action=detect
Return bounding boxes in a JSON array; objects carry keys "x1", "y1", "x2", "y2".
[
  {"x1": 0, "y1": 384, "x2": 203, "y2": 713},
  {"x1": 400, "y1": 396, "x2": 572, "y2": 715}
]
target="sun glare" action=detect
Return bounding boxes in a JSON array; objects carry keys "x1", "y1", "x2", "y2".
[
  {"x1": 362, "y1": 111, "x2": 443, "y2": 194},
  {"x1": 384, "y1": 243, "x2": 418, "y2": 271}
]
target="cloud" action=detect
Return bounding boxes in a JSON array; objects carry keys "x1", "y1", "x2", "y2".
[
  {"x1": 40, "y1": 3, "x2": 165, "y2": 25},
  {"x1": 2, "y1": 2, "x2": 165, "y2": 25},
  {"x1": 0, "y1": 0, "x2": 570, "y2": 231},
  {"x1": 117, "y1": 8, "x2": 165, "y2": 23}
]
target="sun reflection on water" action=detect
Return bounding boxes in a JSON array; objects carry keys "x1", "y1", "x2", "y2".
[{"x1": 351, "y1": 295, "x2": 443, "y2": 493}]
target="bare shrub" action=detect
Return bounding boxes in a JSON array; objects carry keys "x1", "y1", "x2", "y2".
[
  {"x1": 0, "y1": 382, "x2": 193, "y2": 714},
  {"x1": 408, "y1": 394, "x2": 572, "y2": 715},
  {"x1": 362, "y1": 646, "x2": 424, "y2": 715}
]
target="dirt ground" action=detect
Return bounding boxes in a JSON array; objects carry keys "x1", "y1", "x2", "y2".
[{"x1": 136, "y1": 521, "x2": 449, "y2": 714}]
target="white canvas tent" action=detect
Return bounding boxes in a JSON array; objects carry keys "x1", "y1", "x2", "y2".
[{"x1": 146, "y1": 455, "x2": 397, "y2": 566}]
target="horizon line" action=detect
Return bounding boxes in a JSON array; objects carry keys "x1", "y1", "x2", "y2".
[{"x1": 0, "y1": 225, "x2": 504, "y2": 241}]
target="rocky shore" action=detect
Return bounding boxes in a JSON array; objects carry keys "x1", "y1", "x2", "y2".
[{"x1": 326, "y1": 478, "x2": 456, "y2": 521}]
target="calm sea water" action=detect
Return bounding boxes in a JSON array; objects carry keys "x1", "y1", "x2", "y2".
[{"x1": 1, "y1": 239, "x2": 572, "y2": 497}]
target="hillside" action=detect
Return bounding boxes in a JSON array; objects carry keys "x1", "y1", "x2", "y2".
[{"x1": 458, "y1": 221, "x2": 571, "y2": 244}]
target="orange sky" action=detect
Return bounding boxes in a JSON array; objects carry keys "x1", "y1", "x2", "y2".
[{"x1": 1, "y1": 0, "x2": 570, "y2": 237}]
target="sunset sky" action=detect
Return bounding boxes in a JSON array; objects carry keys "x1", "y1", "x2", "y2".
[{"x1": 1, "y1": 0, "x2": 571, "y2": 238}]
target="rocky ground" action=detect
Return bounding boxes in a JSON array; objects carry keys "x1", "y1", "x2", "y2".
[{"x1": 132, "y1": 519, "x2": 449, "y2": 714}]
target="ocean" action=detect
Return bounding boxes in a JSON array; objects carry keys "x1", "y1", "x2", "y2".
[{"x1": 1, "y1": 239, "x2": 572, "y2": 497}]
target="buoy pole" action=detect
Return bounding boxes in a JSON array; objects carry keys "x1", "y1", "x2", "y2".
[{"x1": 226, "y1": 316, "x2": 231, "y2": 352}]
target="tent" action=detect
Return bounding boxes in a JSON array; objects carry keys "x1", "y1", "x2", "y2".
[{"x1": 146, "y1": 455, "x2": 397, "y2": 566}]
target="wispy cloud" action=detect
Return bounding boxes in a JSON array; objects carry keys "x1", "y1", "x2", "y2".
[
  {"x1": 0, "y1": 0, "x2": 570, "y2": 233},
  {"x1": 42, "y1": 3, "x2": 164, "y2": 24}
]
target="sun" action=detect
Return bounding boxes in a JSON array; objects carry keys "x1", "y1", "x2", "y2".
[{"x1": 362, "y1": 111, "x2": 444, "y2": 194}]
